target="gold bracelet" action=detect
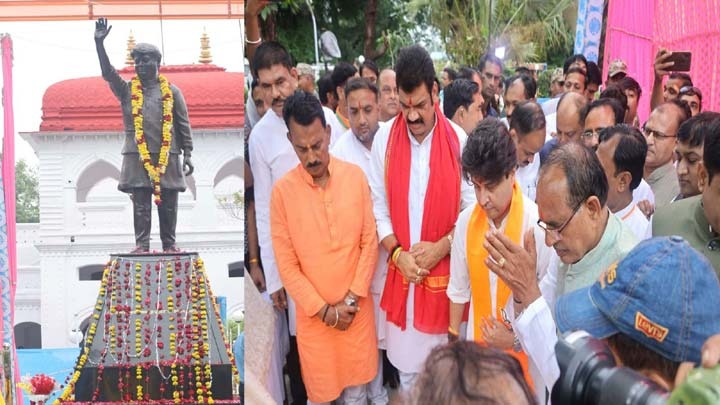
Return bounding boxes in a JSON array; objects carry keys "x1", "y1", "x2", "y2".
[
  {"x1": 249, "y1": 258, "x2": 259, "y2": 264},
  {"x1": 448, "y1": 326, "x2": 459, "y2": 336},
  {"x1": 392, "y1": 248, "x2": 402, "y2": 264}
]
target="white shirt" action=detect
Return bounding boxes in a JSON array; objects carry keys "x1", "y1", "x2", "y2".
[
  {"x1": 447, "y1": 195, "x2": 555, "y2": 405},
  {"x1": 331, "y1": 128, "x2": 389, "y2": 295},
  {"x1": 500, "y1": 118, "x2": 541, "y2": 201},
  {"x1": 517, "y1": 157, "x2": 540, "y2": 201},
  {"x1": 368, "y1": 115, "x2": 475, "y2": 373},
  {"x1": 512, "y1": 214, "x2": 638, "y2": 394},
  {"x1": 323, "y1": 106, "x2": 345, "y2": 147},
  {"x1": 331, "y1": 127, "x2": 371, "y2": 174},
  {"x1": 331, "y1": 127, "x2": 389, "y2": 348},
  {"x1": 632, "y1": 179, "x2": 655, "y2": 206},
  {"x1": 545, "y1": 112, "x2": 557, "y2": 140},
  {"x1": 248, "y1": 111, "x2": 301, "y2": 335},
  {"x1": 246, "y1": 89, "x2": 261, "y2": 129},
  {"x1": 542, "y1": 97, "x2": 560, "y2": 115},
  {"x1": 615, "y1": 202, "x2": 650, "y2": 241},
  {"x1": 249, "y1": 111, "x2": 298, "y2": 296},
  {"x1": 512, "y1": 256, "x2": 562, "y2": 393}
]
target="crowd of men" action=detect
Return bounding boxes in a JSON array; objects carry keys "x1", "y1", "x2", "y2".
[{"x1": 244, "y1": 16, "x2": 720, "y2": 404}]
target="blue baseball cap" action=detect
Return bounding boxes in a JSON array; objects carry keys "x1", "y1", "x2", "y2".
[{"x1": 555, "y1": 236, "x2": 720, "y2": 363}]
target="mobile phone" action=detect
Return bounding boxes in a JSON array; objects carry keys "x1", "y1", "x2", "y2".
[{"x1": 667, "y1": 51, "x2": 692, "y2": 72}]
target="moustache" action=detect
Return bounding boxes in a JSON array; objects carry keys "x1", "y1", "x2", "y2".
[
  {"x1": 272, "y1": 97, "x2": 285, "y2": 107},
  {"x1": 407, "y1": 117, "x2": 424, "y2": 126},
  {"x1": 306, "y1": 161, "x2": 321, "y2": 169}
]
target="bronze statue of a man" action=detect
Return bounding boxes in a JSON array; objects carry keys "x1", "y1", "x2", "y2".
[{"x1": 95, "y1": 18, "x2": 194, "y2": 253}]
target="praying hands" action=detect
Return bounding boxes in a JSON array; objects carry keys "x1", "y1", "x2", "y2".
[{"x1": 484, "y1": 229, "x2": 541, "y2": 306}]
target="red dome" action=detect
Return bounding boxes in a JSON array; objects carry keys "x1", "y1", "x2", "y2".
[{"x1": 40, "y1": 64, "x2": 243, "y2": 131}]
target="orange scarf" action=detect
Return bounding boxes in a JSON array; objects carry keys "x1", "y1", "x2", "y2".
[
  {"x1": 336, "y1": 110, "x2": 350, "y2": 130},
  {"x1": 466, "y1": 182, "x2": 533, "y2": 387},
  {"x1": 380, "y1": 103, "x2": 461, "y2": 334}
]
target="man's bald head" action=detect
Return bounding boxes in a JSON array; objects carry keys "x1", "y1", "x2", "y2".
[
  {"x1": 557, "y1": 92, "x2": 588, "y2": 120},
  {"x1": 556, "y1": 92, "x2": 588, "y2": 145},
  {"x1": 377, "y1": 68, "x2": 399, "y2": 122},
  {"x1": 657, "y1": 100, "x2": 691, "y2": 129},
  {"x1": 379, "y1": 68, "x2": 395, "y2": 83}
]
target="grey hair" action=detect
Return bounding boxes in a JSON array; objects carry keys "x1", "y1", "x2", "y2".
[{"x1": 539, "y1": 142, "x2": 608, "y2": 208}]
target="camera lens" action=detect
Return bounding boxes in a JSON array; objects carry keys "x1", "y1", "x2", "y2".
[
  {"x1": 596, "y1": 367, "x2": 668, "y2": 405},
  {"x1": 553, "y1": 331, "x2": 670, "y2": 405}
]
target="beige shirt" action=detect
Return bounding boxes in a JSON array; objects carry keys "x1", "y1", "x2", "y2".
[{"x1": 646, "y1": 162, "x2": 679, "y2": 210}]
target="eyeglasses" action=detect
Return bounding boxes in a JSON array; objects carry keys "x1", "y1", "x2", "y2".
[
  {"x1": 582, "y1": 127, "x2": 607, "y2": 140},
  {"x1": 537, "y1": 198, "x2": 586, "y2": 238},
  {"x1": 642, "y1": 124, "x2": 676, "y2": 141},
  {"x1": 679, "y1": 86, "x2": 703, "y2": 100}
]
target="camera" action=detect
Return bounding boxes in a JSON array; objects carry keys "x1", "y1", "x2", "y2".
[{"x1": 552, "y1": 330, "x2": 668, "y2": 405}]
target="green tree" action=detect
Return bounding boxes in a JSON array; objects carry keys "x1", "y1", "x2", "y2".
[
  {"x1": 411, "y1": 0, "x2": 577, "y2": 67},
  {"x1": 16, "y1": 159, "x2": 39, "y2": 223},
  {"x1": 256, "y1": 0, "x2": 429, "y2": 69}
]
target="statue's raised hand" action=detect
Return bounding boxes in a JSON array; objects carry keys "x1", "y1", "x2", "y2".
[{"x1": 95, "y1": 18, "x2": 112, "y2": 43}]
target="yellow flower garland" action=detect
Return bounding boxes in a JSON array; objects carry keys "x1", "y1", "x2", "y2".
[{"x1": 130, "y1": 74, "x2": 174, "y2": 205}]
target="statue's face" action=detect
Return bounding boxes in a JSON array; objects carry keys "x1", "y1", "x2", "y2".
[{"x1": 134, "y1": 53, "x2": 159, "y2": 82}]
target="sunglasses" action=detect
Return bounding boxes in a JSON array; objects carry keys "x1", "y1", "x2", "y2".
[{"x1": 679, "y1": 86, "x2": 703, "y2": 100}]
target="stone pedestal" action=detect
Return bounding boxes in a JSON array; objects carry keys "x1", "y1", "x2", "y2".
[{"x1": 57, "y1": 253, "x2": 239, "y2": 404}]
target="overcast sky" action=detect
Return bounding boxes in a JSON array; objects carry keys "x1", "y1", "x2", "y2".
[{"x1": 1, "y1": 19, "x2": 243, "y2": 166}]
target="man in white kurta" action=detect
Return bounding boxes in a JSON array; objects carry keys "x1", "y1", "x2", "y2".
[
  {"x1": 369, "y1": 115, "x2": 475, "y2": 387},
  {"x1": 516, "y1": 156, "x2": 540, "y2": 201},
  {"x1": 596, "y1": 125, "x2": 651, "y2": 239},
  {"x1": 448, "y1": 189, "x2": 551, "y2": 404},
  {"x1": 330, "y1": 78, "x2": 389, "y2": 405},
  {"x1": 367, "y1": 47, "x2": 476, "y2": 389},
  {"x1": 367, "y1": 45, "x2": 476, "y2": 392},
  {"x1": 323, "y1": 105, "x2": 345, "y2": 146},
  {"x1": 484, "y1": 143, "x2": 638, "y2": 393},
  {"x1": 445, "y1": 118, "x2": 555, "y2": 403},
  {"x1": 248, "y1": 41, "x2": 306, "y2": 403}
]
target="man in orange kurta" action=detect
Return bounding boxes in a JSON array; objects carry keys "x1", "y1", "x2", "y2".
[{"x1": 271, "y1": 91, "x2": 379, "y2": 404}]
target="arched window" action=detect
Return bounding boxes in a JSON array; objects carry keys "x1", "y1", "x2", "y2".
[
  {"x1": 14, "y1": 322, "x2": 41, "y2": 349},
  {"x1": 214, "y1": 157, "x2": 243, "y2": 187},
  {"x1": 78, "y1": 264, "x2": 105, "y2": 281},
  {"x1": 228, "y1": 261, "x2": 243, "y2": 278},
  {"x1": 76, "y1": 160, "x2": 120, "y2": 202},
  {"x1": 214, "y1": 158, "x2": 242, "y2": 217}
]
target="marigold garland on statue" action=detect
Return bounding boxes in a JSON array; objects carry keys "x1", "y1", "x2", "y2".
[
  {"x1": 54, "y1": 255, "x2": 238, "y2": 404},
  {"x1": 130, "y1": 74, "x2": 174, "y2": 206}
]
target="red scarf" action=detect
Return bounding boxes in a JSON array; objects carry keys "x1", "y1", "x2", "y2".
[{"x1": 380, "y1": 103, "x2": 461, "y2": 334}]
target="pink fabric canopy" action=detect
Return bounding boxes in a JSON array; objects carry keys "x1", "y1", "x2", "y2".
[
  {"x1": 604, "y1": 0, "x2": 720, "y2": 120},
  {"x1": 1, "y1": 33, "x2": 21, "y2": 404}
]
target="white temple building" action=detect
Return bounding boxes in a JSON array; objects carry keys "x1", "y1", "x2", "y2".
[{"x1": 15, "y1": 47, "x2": 244, "y2": 348}]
